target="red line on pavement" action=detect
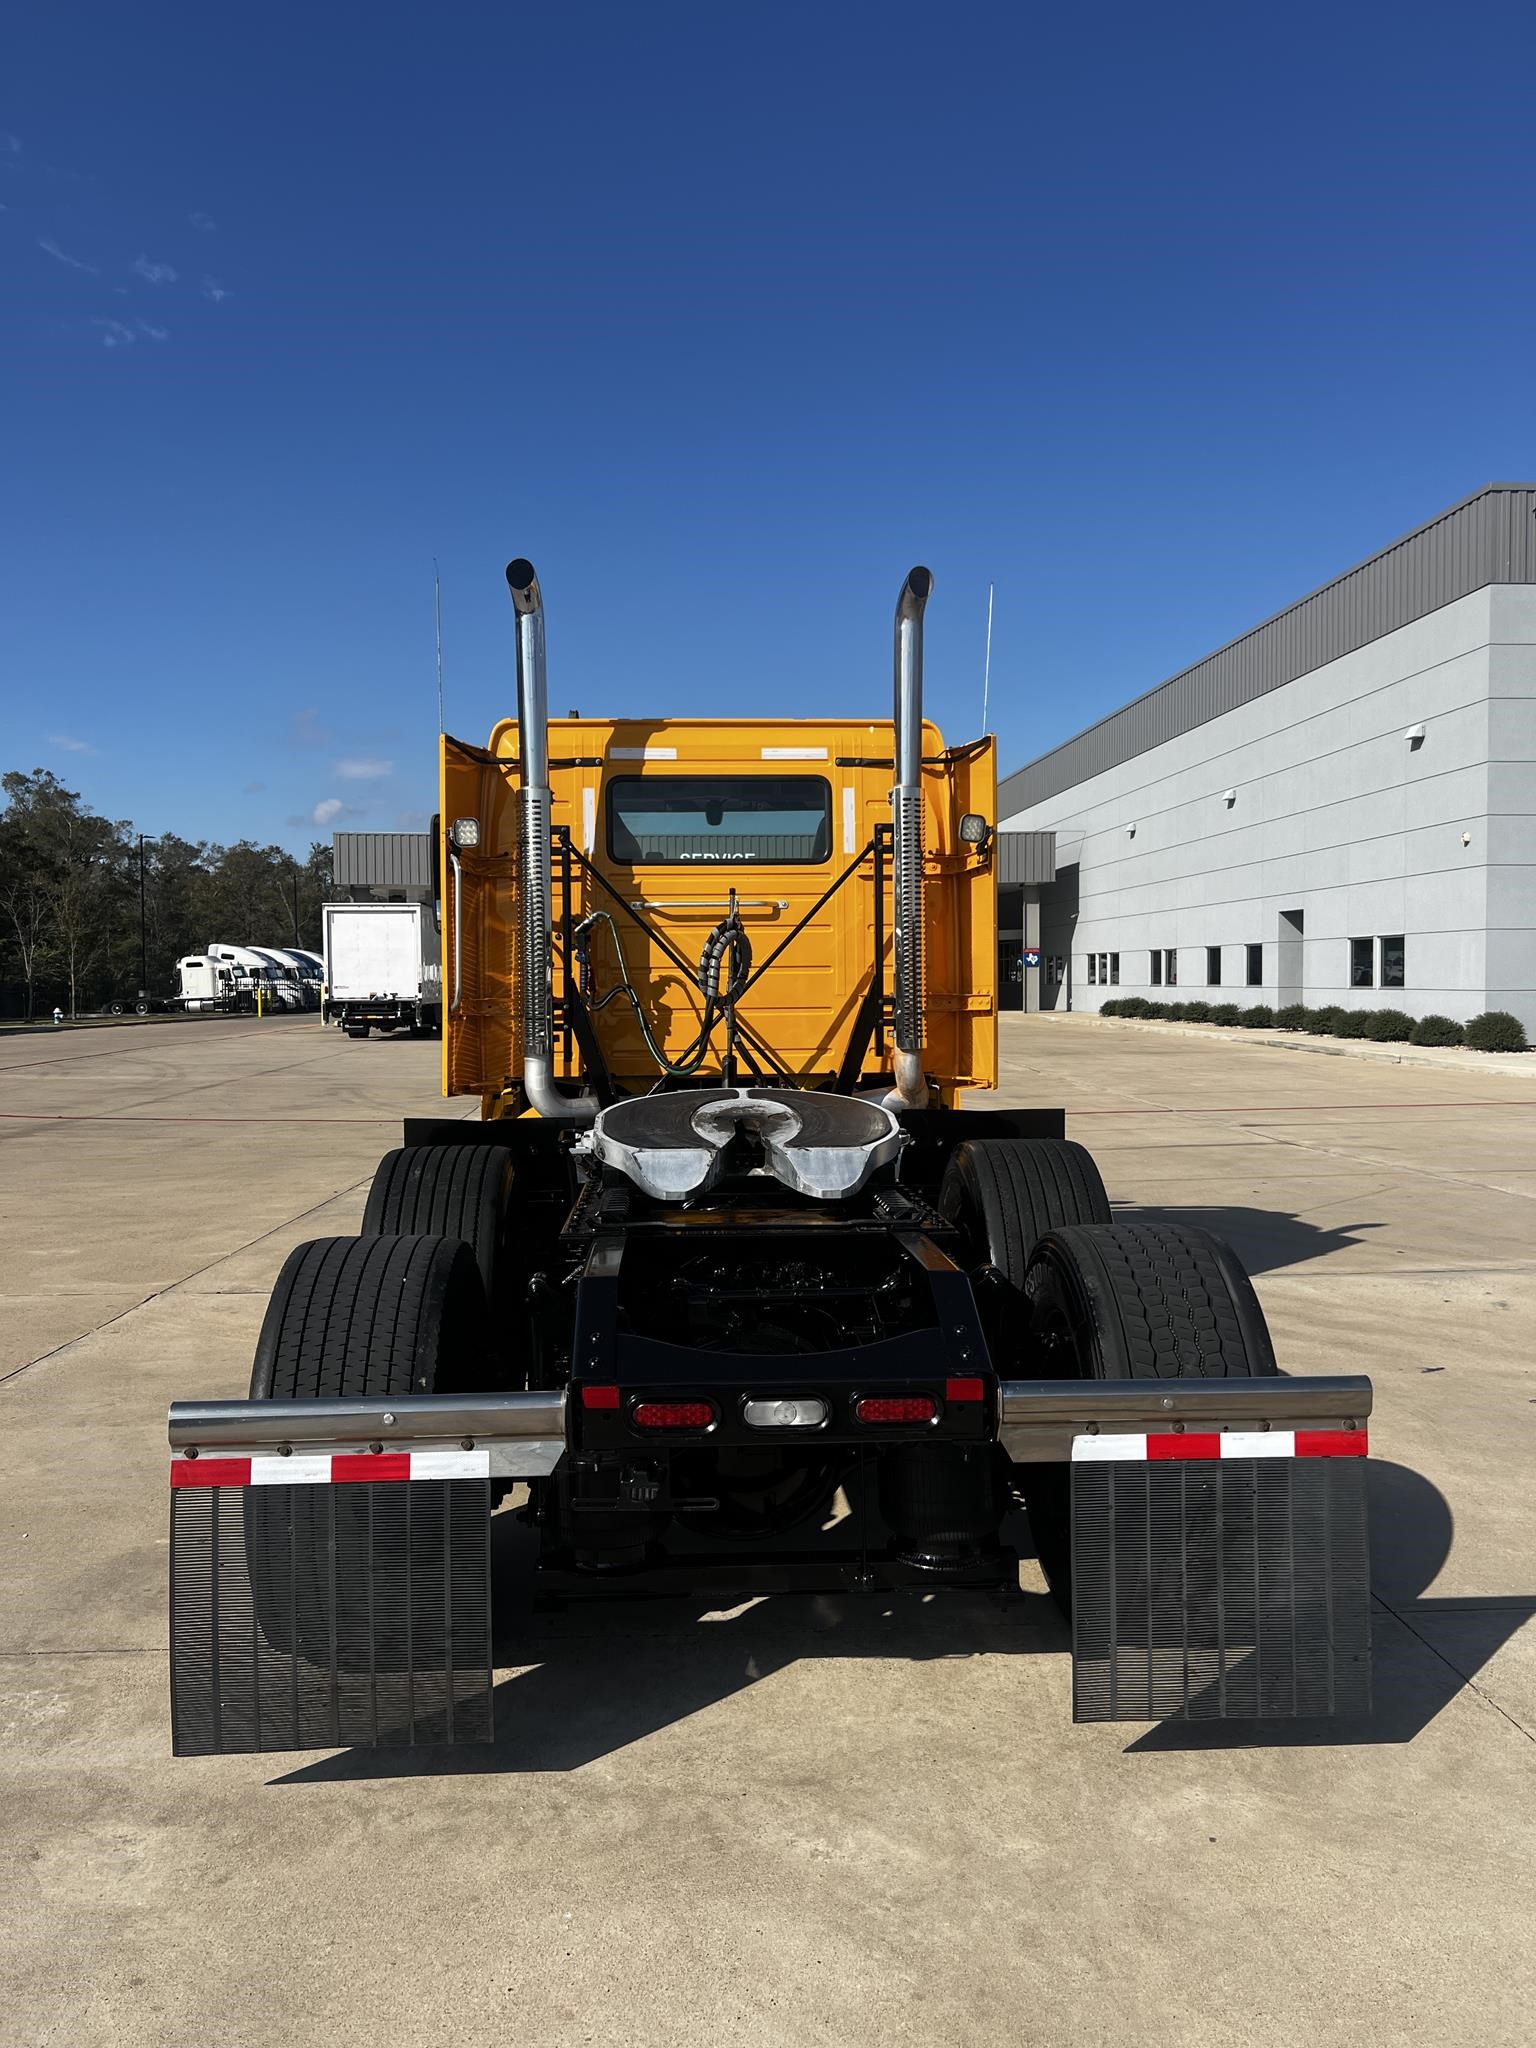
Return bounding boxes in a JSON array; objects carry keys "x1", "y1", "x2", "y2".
[
  {"x1": 0, "y1": 1112, "x2": 411, "y2": 1125},
  {"x1": 1067, "y1": 1101, "x2": 1536, "y2": 1115}
]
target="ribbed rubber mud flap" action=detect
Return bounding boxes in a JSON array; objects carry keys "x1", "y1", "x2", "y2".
[
  {"x1": 170, "y1": 1481, "x2": 494, "y2": 1755},
  {"x1": 1070, "y1": 1459, "x2": 1371, "y2": 1722}
]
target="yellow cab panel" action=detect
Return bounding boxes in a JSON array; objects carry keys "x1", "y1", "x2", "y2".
[{"x1": 441, "y1": 716, "x2": 997, "y2": 1110}]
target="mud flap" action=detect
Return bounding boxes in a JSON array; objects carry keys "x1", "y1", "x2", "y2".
[
  {"x1": 1070, "y1": 1455, "x2": 1371, "y2": 1722},
  {"x1": 170, "y1": 1478, "x2": 494, "y2": 1756}
]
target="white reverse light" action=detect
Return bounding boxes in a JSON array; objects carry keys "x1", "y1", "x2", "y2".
[
  {"x1": 449, "y1": 816, "x2": 481, "y2": 849},
  {"x1": 743, "y1": 1397, "x2": 828, "y2": 1429}
]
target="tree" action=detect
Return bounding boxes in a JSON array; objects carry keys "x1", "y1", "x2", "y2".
[
  {"x1": 48, "y1": 810, "x2": 131, "y2": 1016},
  {"x1": 1, "y1": 765, "x2": 347, "y2": 1016},
  {"x1": 0, "y1": 825, "x2": 51, "y2": 1021}
]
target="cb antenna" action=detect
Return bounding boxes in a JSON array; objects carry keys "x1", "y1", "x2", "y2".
[
  {"x1": 436, "y1": 561, "x2": 448, "y2": 737},
  {"x1": 981, "y1": 580, "x2": 995, "y2": 734}
]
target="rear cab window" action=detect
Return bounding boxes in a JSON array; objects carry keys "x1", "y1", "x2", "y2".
[{"x1": 607, "y1": 776, "x2": 832, "y2": 864}]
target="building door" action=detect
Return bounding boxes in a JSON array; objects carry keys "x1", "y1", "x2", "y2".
[
  {"x1": 999, "y1": 941, "x2": 1023, "y2": 1010},
  {"x1": 1277, "y1": 908, "x2": 1304, "y2": 1010}
]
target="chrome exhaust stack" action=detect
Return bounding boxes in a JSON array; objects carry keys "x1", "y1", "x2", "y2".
[
  {"x1": 506, "y1": 559, "x2": 597, "y2": 1123},
  {"x1": 885, "y1": 566, "x2": 932, "y2": 1111}
]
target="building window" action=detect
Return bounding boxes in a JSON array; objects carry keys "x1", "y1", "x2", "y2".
[
  {"x1": 1098, "y1": 953, "x2": 1108, "y2": 984},
  {"x1": 1246, "y1": 943, "x2": 1262, "y2": 986},
  {"x1": 1150, "y1": 951, "x2": 1162, "y2": 986},
  {"x1": 1087, "y1": 954, "x2": 1097, "y2": 984},
  {"x1": 1109, "y1": 953, "x2": 1119, "y2": 985},
  {"x1": 1350, "y1": 938, "x2": 1374, "y2": 988},
  {"x1": 1380, "y1": 935, "x2": 1405, "y2": 988},
  {"x1": 1165, "y1": 949, "x2": 1177, "y2": 987},
  {"x1": 1207, "y1": 946, "x2": 1221, "y2": 985}
]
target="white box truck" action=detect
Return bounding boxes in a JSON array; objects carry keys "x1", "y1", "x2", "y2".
[{"x1": 322, "y1": 902, "x2": 442, "y2": 1038}]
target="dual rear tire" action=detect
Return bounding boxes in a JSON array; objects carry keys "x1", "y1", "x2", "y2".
[
  {"x1": 938, "y1": 1137, "x2": 1278, "y2": 1607},
  {"x1": 249, "y1": 1143, "x2": 515, "y2": 1403}
]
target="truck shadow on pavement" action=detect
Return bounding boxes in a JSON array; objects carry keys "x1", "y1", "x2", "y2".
[
  {"x1": 272, "y1": 1462, "x2": 1529, "y2": 1782},
  {"x1": 1113, "y1": 1202, "x2": 1385, "y2": 1276},
  {"x1": 1129, "y1": 1458, "x2": 1534, "y2": 1752}
]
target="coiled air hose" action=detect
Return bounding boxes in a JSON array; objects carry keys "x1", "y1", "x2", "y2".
[{"x1": 575, "y1": 904, "x2": 752, "y2": 1080}]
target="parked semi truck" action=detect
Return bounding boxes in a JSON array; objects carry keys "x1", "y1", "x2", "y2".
[
  {"x1": 167, "y1": 560, "x2": 1372, "y2": 1758},
  {"x1": 321, "y1": 900, "x2": 441, "y2": 1037},
  {"x1": 107, "y1": 954, "x2": 255, "y2": 1015},
  {"x1": 204, "y1": 943, "x2": 302, "y2": 1011}
]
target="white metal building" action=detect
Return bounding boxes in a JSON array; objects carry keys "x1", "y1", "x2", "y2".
[{"x1": 997, "y1": 485, "x2": 1536, "y2": 1032}]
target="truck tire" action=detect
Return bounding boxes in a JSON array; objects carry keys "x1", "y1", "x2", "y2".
[
  {"x1": 939, "y1": 1138, "x2": 1111, "y2": 1281},
  {"x1": 1019, "y1": 1221, "x2": 1278, "y2": 1607},
  {"x1": 362, "y1": 1144, "x2": 513, "y2": 1312},
  {"x1": 939, "y1": 1138, "x2": 1110, "y2": 1375},
  {"x1": 250, "y1": 1231, "x2": 488, "y2": 1401},
  {"x1": 246, "y1": 1235, "x2": 488, "y2": 1674},
  {"x1": 346, "y1": 1023, "x2": 370, "y2": 1039}
]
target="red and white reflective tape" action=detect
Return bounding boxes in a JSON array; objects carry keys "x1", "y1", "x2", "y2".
[
  {"x1": 1070, "y1": 1428, "x2": 1367, "y2": 1464},
  {"x1": 170, "y1": 1447, "x2": 491, "y2": 1489}
]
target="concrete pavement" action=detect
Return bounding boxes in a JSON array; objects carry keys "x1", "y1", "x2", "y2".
[{"x1": 2, "y1": 1012, "x2": 1532, "y2": 2047}]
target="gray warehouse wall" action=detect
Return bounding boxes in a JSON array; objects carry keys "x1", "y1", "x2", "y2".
[{"x1": 1000, "y1": 586, "x2": 1536, "y2": 1033}]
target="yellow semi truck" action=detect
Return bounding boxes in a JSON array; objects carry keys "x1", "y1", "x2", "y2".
[{"x1": 167, "y1": 561, "x2": 1372, "y2": 1757}]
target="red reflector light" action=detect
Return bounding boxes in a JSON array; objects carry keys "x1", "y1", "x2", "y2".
[
  {"x1": 581, "y1": 1384, "x2": 620, "y2": 1410},
  {"x1": 854, "y1": 1395, "x2": 937, "y2": 1425},
  {"x1": 945, "y1": 1376, "x2": 985, "y2": 1403},
  {"x1": 633, "y1": 1400, "x2": 715, "y2": 1430}
]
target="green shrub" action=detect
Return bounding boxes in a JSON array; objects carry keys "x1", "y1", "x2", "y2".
[
  {"x1": 1464, "y1": 1010, "x2": 1530, "y2": 1053},
  {"x1": 1164, "y1": 1001, "x2": 1190, "y2": 1020},
  {"x1": 1409, "y1": 1014, "x2": 1464, "y2": 1047},
  {"x1": 1334, "y1": 1010, "x2": 1369, "y2": 1038},
  {"x1": 1275, "y1": 1004, "x2": 1309, "y2": 1031},
  {"x1": 1364, "y1": 1008, "x2": 1414, "y2": 1042},
  {"x1": 1209, "y1": 1003, "x2": 1242, "y2": 1026},
  {"x1": 1182, "y1": 1000, "x2": 1212, "y2": 1022},
  {"x1": 1306, "y1": 1006, "x2": 1343, "y2": 1035},
  {"x1": 1098, "y1": 998, "x2": 1122, "y2": 1016},
  {"x1": 1240, "y1": 1004, "x2": 1274, "y2": 1028},
  {"x1": 1116, "y1": 996, "x2": 1150, "y2": 1017},
  {"x1": 1140, "y1": 1001, "x2": 1169, "y2": 1019}
]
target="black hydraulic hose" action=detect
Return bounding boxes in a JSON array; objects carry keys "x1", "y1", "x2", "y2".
[{"x1": 574, "y1": 911, "x2": 721, "y2": 1078}]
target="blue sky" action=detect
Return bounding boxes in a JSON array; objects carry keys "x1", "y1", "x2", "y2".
[{"x1": 4, "y1": 0, "x2": 1534, "y2": 853}]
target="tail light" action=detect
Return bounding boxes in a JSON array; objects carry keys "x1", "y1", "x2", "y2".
[
  {"x1": 945, "y1": 1377, "x2": 986, "y2": 1403},
  {"x1": 854, "y1": 1395, "x2": 936, "y2": 1426},
  {"x1": 633, "y1": 1400, "x2": 715, "y2": 1431}
]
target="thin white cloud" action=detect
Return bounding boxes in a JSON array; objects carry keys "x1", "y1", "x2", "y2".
[
  {"x1": 335, "y1": 756, "x2": 392, "y2": 780},
  {"x1": 49, "y1": 733, "x2": 97, "y2": 754},
  {"x1": 242, "y1": 781, "x2": 266, "y2": 794},
  {"x1": 92, "y1": 318, "x2": 137, "y2": 349},
  {"x1": 39, "y1": 236, "x2": 99, "y2": 275},
  {"x1": 189, "y1": 211, "x2": 215, "y2": 231},
  {"x1": 5, "y1": 134, "x2": 20, "y2": 155},
  {"x1": 137, "y1": 320, "x2": 168, "y2": 341},
  {"x1": 131, "y1": 255, "x2": 178, "y2": 284},
  {"x1": 289, "y1": 708, "x2": 332, "y2": 748},
  {"x1": 203, "y1": 276, "x2": 230, "y2": 303},
  {"x1": 311, "y1": 797, "x2": 357, "y2": 828}
]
